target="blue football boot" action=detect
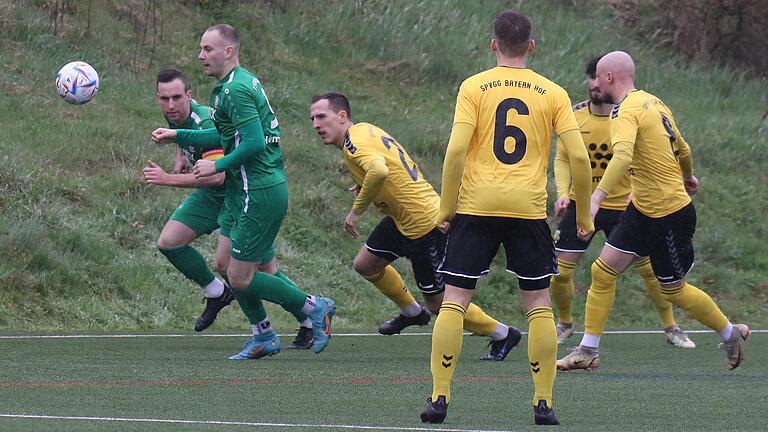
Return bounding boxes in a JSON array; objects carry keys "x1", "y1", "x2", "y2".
[
  {"x1": 228, "y1": 332, "x2": 281, "y2": 360},
  {"x1": 309, "y1": 297, "x2": 336, "y2": 354}
]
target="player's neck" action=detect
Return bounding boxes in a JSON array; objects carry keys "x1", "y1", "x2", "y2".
[
  {"x1": 614, "y1": 83, "x2": 637, "y2": 104},
  {"x1": 495, "y1": 52, "x2": 527, "y2": 69},
  {"x1": 590, "y1": 102, "x2": 612, "y2": 116},
  {"x1": 217, "y1": 61, "x2": 240, "y2": 81},
  {"x1": 333, "y1": 122, "x2": 354, "y2": 148}
]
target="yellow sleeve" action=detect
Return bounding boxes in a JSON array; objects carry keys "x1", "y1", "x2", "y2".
[
  {"x1": 558, "y1": 129, "x2": 592, "y2": 229},
  {"x1": 675, "y1": 129, "x2": 693, "y2": 177},
  {"x1": 553, "y1": 137, "x2": 571, "y2": 198},
  {"x1": 436, "y1": 122, "x2": 473, "y2": 223},
  {"x1": 596, "y1": 140, "x2": 634, "y2": 195},
  {"x1": 352, "y1": 158, "x2": 388, "y2": 214}
]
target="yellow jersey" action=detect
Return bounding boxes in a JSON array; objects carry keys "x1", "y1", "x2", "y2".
[
  {"x1": 343, "y1": 122, "x2": 440, "y2": 239},
  {"x1": 555, "y1": 101, "x2": 632, "y2": 211},
  {"x1": 610, "y1": 90, "x2": 692, "y2": 217},
  {"x1": 452, "y1": 67, "x2": 579, "y2": 218}
]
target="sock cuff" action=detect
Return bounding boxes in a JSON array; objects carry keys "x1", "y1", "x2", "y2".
[
  {"x1": 526, "y1": 306, "x2": 554, "y2": 321},
  {"x1": 633, "y1": 257, "x2": 651, "y2": 268},
  {"x1": 556, "y1": 258, "x2": 577, "y2": 269},
  {"x1": 440, "y1": 301, "x2": 467, "y2": 316},
  {"x1": 660, "y1": 284, "x2": 684, "y2": 296},
  {"x1": 594, "y1": 258, "x2": 619, "y2": 277}
]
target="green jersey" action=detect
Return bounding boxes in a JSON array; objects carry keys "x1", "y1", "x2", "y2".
[
  {"x1": 209, "y1": 66, "x2": 285, "y2": 190},
  {"x1": 169, "y1": 101, "x2": 224, "y2": 165},
  {"x1": 169, "y1": 101, "x2": 225, "y2": 194}
]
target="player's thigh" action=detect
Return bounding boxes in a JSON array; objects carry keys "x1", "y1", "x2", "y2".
[
  {"x1": 439, "y1": 214, "x2": 502, "y2": 290},
  {"x1": 647, "y1": 203, "x2": 696, "y2": 285},
  {"x1": 554, "y1": 201, "x2": 593, "y2": 254},
  {"x1": 157, "y1": 220, "x2": 198, "y2": 249},
  {"x1": 501, "y1": 218, "x2": 557, "y2": 291},
  {"x1": 228, "y1": 183, "x2": 287, "y2": 264},
  {"x1": 406, "y1": 228, "x2": 446, "y2": 297},
  {"x1": 594, "y1": 207, "x2": 624, "y2": 239},
  {"x1": 603, "y1": 203, "x2": 651, "y2": 273},
  {"x1": 169, "y1": 189, "x2": 223, "y2": 238},
  {"x1": 361, "y1": 217, "x2": 403, "y2": 264}
]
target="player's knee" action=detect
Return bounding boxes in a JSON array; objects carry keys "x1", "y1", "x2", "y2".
[
  {"x1": 352, "y1": 257, "x2": 376, "y2": 277},
  {"x1": 226, "y1": 273, "x2": 249, "y2": 290},
  {"x1": 423, "y1": 297, "x2": 442, "y2": 315},
  {"x1": 212, "y1": 260, "x2": 227, "y2": 277},
  {"x1": 156, "y1": 235, "x2": 185, "y2": 250}
]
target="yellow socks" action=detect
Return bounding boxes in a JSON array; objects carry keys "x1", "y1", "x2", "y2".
[
  {"x1": 430, "y1": 302, "x2": 466, "y2": 403},
  {"x1": 584, "y1": 258, "x2": 619, "y2": 336},
  {"x1": 527, "y1": 307, "x2": 557, "y2": 407},
  {"x1": 364, "y1": 265, "x2": 417, "y2": 309},
  {"x1": 661, "y1": 283, "x2": 729, "y2": 332},
  {"x1": 550, "y1": 259, "x2": 576, "y2": 324},
  {"x1": 633, "y1": 258, "x2": 675, "y2": 328},
  {"x1": 463, "y1": 303, "x2": 500, "y2": 336}
]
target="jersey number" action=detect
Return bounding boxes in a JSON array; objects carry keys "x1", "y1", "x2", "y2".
[
  {"x1": 381, "y1": 136, "x2": 419, "y2": 181},
  {"x1": 493, "y1": 98, "x2": 529, "y2": 165},
  {"x1": 660, "y1": 114, "x2": 680, "y2": 160}
]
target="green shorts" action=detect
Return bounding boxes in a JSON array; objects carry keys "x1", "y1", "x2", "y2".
[
  {"x1": 227, "y1": 182, "x2": 288, "y2": 263},
  {"x1": 169, "y1": 188, "x2": 226, "y2": 236}
]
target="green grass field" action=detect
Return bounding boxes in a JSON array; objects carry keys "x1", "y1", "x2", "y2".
[{"x1": 1, "y1": 330, "x2": 765, "y2": 431}]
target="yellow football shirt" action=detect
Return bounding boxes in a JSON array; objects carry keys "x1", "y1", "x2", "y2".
[
  {"x1": 610, "y1": 90, "x2": 692, "y2": 217},
  {"x1": 343, "y1": 122, "x2": 440, "y2": 239},
  {"x1": 555, "y1": 101, "x2": 631, "y2": 210},
  {"x1": 452, "y1": 67, "x2": 579, "y2": 218}
]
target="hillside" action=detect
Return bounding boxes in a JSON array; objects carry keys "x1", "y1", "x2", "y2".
[{"x1": 0, "y1": 0, "x2": 766, "y2": 332}]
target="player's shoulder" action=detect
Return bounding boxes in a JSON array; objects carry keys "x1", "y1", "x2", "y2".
[
  {"x1": 221, "y1": 67, "x2": 259, "y2": 93},
  {"x1": 189, "y1": 101, "x2": 211, "y2": 125},
  {"x1": 611, "y1": 90, "x2": 653, "y2": 119},
  {"x1": 572, "y1": 100, "x2": 590, "y2": 113}
]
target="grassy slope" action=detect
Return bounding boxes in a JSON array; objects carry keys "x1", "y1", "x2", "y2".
[{"x1": 0, "y1": 0, "x2": 765, "y2": 332}]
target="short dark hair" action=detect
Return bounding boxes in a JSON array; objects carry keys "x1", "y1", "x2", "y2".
[
  {"x1": 312, "y1": 92, "x2": 352, "y2": 119},
  {"x1": 156, "y1": 69, "x2": 190, "y2": 92},
  {"x1": 585, "y1": 54, "x2": 606, "y2": 78},
  {"x1": 493, "y1": 10, "x2": 532, "y2": 57},
  {"x1": 207, "y1": 23, "x2": 240, "y2": 47}
]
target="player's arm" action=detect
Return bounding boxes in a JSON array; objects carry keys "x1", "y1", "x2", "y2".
[
  {"x1": 672, "y1": 122, "x2": 698, "y2": 195},
  {"x1": 553, "y1": 136, "x2": 572, "y2": 217},
  {"x1": 173, "y1": 147, "x2": 187, "y2": 174},
  {"x1": 558, "y1": 129, "x2": 593, "y2": 235},
  {"x1": 143, "y1": 160, "x2": 225, "y2": 188},
  {"x1": 343, "y1": 153, "x2": 388, "y2": 238},
  {"x1": 594, "y1": 140, "x2": 633, "y2": 206},
  {"x1": 436, "y1": 122, "x2": 472, "y2": 228},
  {"x1": 167, "y1": 127, "x2": 220, "y2": 146}
]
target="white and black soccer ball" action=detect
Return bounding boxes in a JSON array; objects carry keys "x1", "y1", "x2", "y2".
[{"x1": 55, "y1": 61, "x2": 99, "y2": 105}]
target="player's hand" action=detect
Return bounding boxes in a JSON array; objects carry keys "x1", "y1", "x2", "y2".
[
  {"x1": 554, "y1": 196, "x2": 570, "y2": 219},
  {"x1": 173, "y1": 152, "x2": 188, "y2": 174},
  {"x1": 348, "y1": 184, "x2": 361, "y2": 197},
  {"x1": 436, "y1": 221, "x2": 450, "y2": 234},
  {"x1": 683, "y1": 175, "x2": 699, "y2": 196},
  {"x1": 344, "y1": 210, "x2": 361, "y2": 239},
  {"x1": 193, "y1": 159, "x2": 216, "y2": 178},
  {"x1": 151, "y1": 128, "x2": 177, "y2": 144},
  {"x1": 577, "y1": 223, "x2": 595, "y2": 241},
  {"x1": 143, "y1": 160, "x2": 170, "y2": 186}
]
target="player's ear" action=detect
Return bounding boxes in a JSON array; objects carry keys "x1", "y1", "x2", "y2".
[
  {"x1": 528, "y1": 39, "x2": 536, "y2": 54},
  {"x1": 339, "y1": 110, "x2": 348, "y2": 123},
  {"x1": 490, "y1": 38, "x2": 497, "y2": 54},
  {"x1": 186, "y1": 90, "x2": 192, "y2": 100}
]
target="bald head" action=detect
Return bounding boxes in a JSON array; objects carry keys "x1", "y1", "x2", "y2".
[{"x1": 595, "y1": 51, "x2": 636, "y2": 104}]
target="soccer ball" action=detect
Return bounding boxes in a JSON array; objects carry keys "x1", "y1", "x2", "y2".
[{"x1": 55, "y1": 61, "x2": 99, "y2": 105}]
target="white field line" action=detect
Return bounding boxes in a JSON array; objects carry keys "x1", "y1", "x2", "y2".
[
  {"x1": 0, "y1": 413, "x2": 518, "y2": 432},
  {"x1": 0, "y1": 329, "x2": 765, "y2": 339}
]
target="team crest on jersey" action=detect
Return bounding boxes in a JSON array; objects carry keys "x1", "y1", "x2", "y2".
[{"x1": 611, "y1": 103, "x2": 621, "y2": 119}]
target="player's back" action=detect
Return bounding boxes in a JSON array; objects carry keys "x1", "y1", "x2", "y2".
[
  {"x1": 344, "y1": 123, "x2": 439, "y2": 239},
  {"x1": 610, "y1": 90, "x2": 690, "y2": 217},
  {"x1": 454, "y1": 67, "x2": 578, "y2": 219}
]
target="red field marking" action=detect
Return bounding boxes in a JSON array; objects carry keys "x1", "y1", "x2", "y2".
[{"x1": 0, "y1": 374, "x2": 528, "y2": 389}]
